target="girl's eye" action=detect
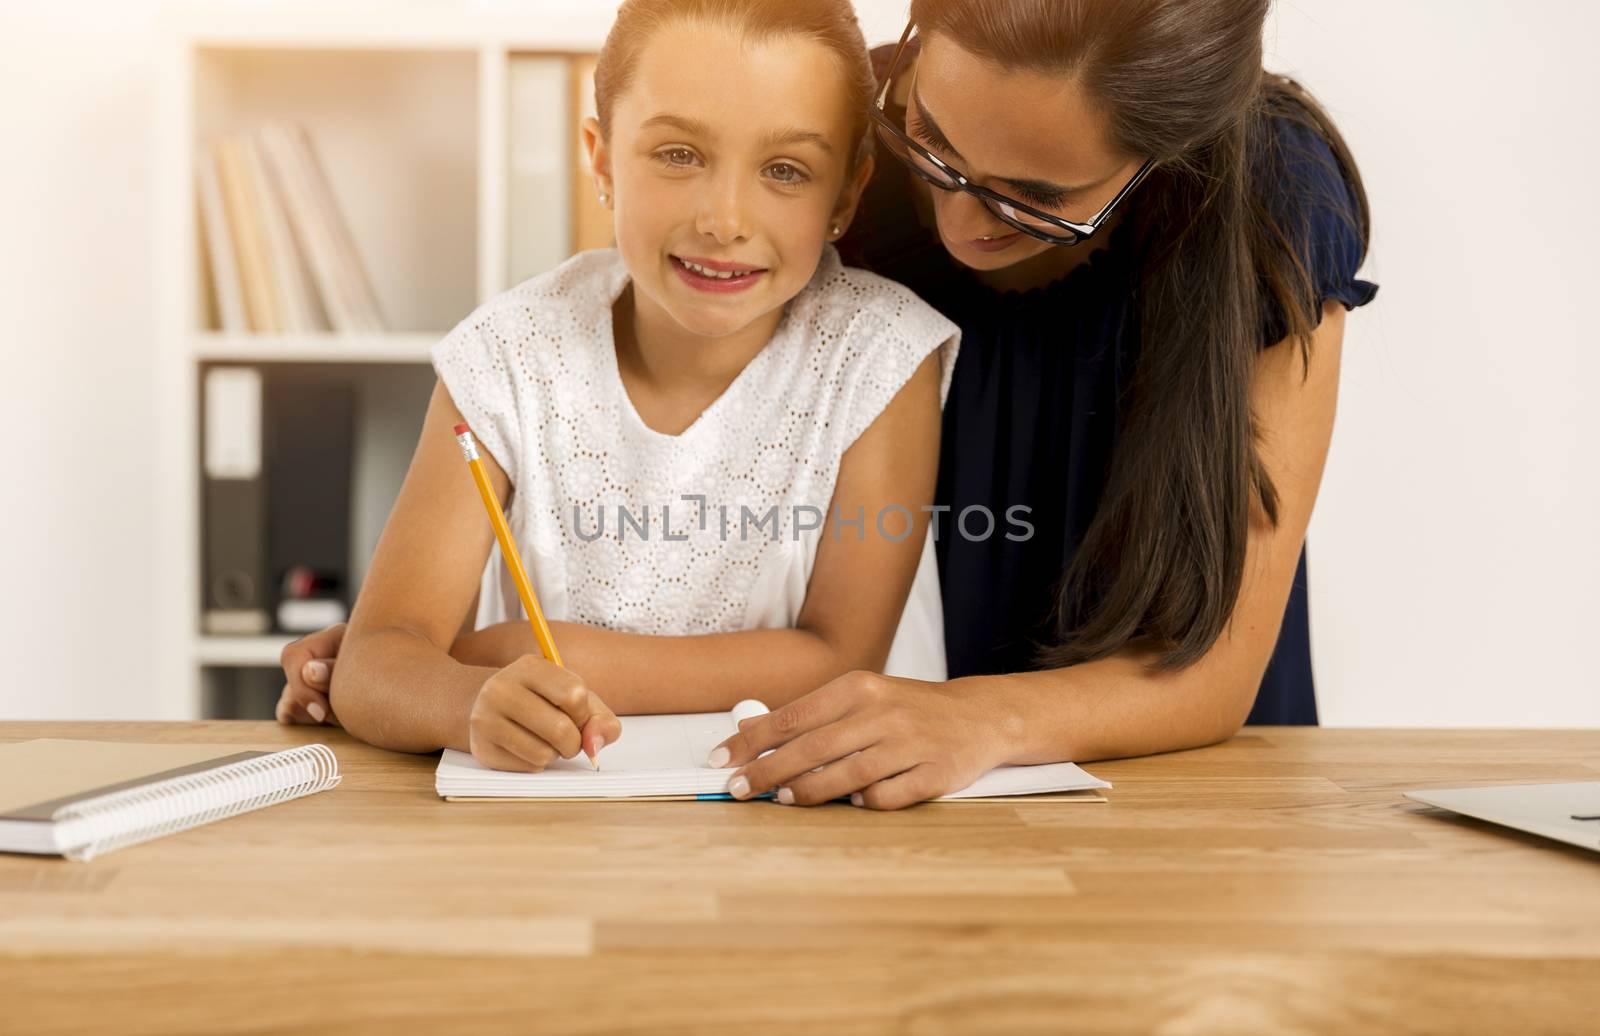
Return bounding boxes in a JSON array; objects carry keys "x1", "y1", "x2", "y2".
[
  {"x1": 657, "y1": 147, "x2": 700, "y2": 167},
  {"x1": 766, "y1": 162, "x2": 810, "y2": 186}
]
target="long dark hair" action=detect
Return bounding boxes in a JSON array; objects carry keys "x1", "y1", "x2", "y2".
[{"x1": 909, "y1": 0, "x2": 1371, "y2": 670}]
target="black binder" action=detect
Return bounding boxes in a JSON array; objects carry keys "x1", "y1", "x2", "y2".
[
  {"x1": 201, "y1": 367, "x2": 269, "y2": 634},
  {"x1": 201, "y1": 366, "x2": 354, "y2": 635},
  {"x1": 264, "y1": 371, "x2": 355, "y2": 627}
]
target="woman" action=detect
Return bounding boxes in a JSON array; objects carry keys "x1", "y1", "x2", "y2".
[{"x1": 278, "y1": 0, "x2": 1375, "y2": 809}]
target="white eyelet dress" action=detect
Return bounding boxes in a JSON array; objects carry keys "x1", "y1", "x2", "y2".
[{"x1": 431, "y1": 245, "x2": 960, "y2": 681}]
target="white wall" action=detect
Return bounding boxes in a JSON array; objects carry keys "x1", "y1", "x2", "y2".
[
  {"x1": 1, "y1": 2, "x2": 161, "y2": 720},
  {"x1": 1, "y1": 1, "x2": 1595, "y2": 725},
  {"x1": 1263, "y1": 1, "x2": 1600, "y2": 726}
]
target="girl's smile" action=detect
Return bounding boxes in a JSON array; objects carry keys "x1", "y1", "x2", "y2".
[{"x1": 668, "y1": 253, "x2": 770, "y2": 294}]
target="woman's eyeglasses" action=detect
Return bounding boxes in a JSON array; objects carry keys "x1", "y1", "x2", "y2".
[{"x1": 868, "y1": 22, "x2": 1155, "y2": 247}]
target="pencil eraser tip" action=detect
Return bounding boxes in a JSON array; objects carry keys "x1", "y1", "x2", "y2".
[{"x1": 453, "y1": 423, "x2": 470, "y2": 436}]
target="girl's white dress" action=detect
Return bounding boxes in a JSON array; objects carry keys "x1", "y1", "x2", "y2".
[{"x1": 431, "y1": 245, "x2": 960, "y2": 680}]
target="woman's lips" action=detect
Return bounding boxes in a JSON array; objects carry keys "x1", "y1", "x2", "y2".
[
  {"x1": 966, "y1": 232, "x2": 1024, "y2": 253},
  {"x1": 670, "y1": 255, "x2": 768, "y2": 294}
]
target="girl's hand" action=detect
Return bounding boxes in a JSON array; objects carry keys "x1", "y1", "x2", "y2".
[
  {"x1": 469, "y1": 655, "x2": 624, "y2": 772},
  {"x1": 275, "y1": 623, "x2": 346, "y2": 726},
  {"x1": 709, "y1": 672, "x2": 1007, "y2": 810}
]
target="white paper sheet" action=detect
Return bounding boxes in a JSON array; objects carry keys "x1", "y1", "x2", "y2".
[{"x1": 435, "y1": 698, "x2": 1109, "y2": 800}]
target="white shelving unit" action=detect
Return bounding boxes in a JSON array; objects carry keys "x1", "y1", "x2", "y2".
[
  {"x1": 192, "y1": 331, "x2": 442, "y2": 365},
  {"x1": 194, "y1": 634, "x2": 298, "y2": 668},
  {"x1": 153, "y1": 5, "x2": 614, "y2": 719}
]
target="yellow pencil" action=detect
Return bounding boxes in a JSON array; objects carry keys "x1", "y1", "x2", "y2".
[{"x1": 453, "y1": 421, "x2": 598, "y2": 769}]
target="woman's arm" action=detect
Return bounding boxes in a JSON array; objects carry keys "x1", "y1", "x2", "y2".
[
  {"x1": 331, "y1": 379, "x2": 619, "y2": 764},
  {"x1": 450, "y1": 351, "x2": 944, "y2": 715},
  {"x1": 714, "y1": 304, "x2": 1345, "y2": 806},
  {"x1": 982, "y1": 305, "x2": 1345, "y2": 764}
]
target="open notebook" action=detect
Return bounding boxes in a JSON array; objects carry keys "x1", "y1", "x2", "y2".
[{"x1": 437, "y1": 699, "x2": 1110, "y2": 802}]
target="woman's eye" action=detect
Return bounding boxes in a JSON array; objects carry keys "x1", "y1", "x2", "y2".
[
  {"x1": 1014, "y1": 188, "x2": 1069, "y2": 211},
  {"x1": 766, "y1": 162, "x2": 809, "y2": 185},
  {"x1": 909, "y1": 121, "x2": 952, "y2": 156},
  {"x1": 658, "y1": 147, "x2": 699, "y2": 167}
]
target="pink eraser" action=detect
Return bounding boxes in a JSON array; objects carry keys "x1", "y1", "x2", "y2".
[{"x1": 453, "y1": 423, "x2": 470, "y2": 436}]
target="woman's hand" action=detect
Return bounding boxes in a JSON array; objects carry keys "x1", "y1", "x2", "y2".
[
  {"x1": 708, "y1": 672, "x2": 1010, "y2": 810},
  {"x1": 275, "y1": 623, "x2": 346, "y2": 726},
  {"x1": 468, "y1": 655, "x2": 623, "y2": 773}
]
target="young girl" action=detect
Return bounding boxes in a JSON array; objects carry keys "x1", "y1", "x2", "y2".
[{"x1": 279, "y1": 0, "x2": 959, "y2": 774}]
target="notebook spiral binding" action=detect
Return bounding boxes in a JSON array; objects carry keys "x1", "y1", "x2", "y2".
[{"x1": 50, "y1": 744, "x2": 341, "y2": 861}]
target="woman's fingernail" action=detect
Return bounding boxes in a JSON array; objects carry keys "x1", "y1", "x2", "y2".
[
  {"x1": 777, "y1": 787, "x2": 795, "y2": 805},
  {"x1": 850, "y1": 792, "x2": 864, "y2": 807},
  {"x1": 592, "y1": 735, "x2": 606, "y2": 754},
  {"x1": 306, "y1": 702, "x2": 327, "y2": 724},
  {"x1": 304, "y1": 660, "x2": 330, "y2": 684},
  {"x1": 707, "y1": 746, "x2": 731, "y2": 768},
  {"x1": 728, "y1": 775, "x2": 750, "y2": 799}
]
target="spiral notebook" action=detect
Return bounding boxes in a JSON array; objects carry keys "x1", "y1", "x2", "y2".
[
  {"x1": 437, "y1": 699, "x2": 1111, "y2": 802},
  {"x1": 0, "y1": 740, "x2": 341, "y2": 861}
]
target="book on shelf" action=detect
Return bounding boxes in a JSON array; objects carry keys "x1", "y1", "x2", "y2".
[
  {"x1": 211, "y1": 134, "x2": 281, "y2": 333},
  {"x1": 196, "y1": 122, "x2": 385, "y2": 337},
  {"x1": 507, "y1": 53, "x2": 614, "y2": 281},
  {"x1": 244, "y1": 129, "x2": 325, "y2": 334},
  {"x1": 261, "y1": 121, "x2": 385, "y2": 334},
  {"x1": 508, "y1": 55, "x2": 572, "y2": 286},
  {"x1": 194, "y1": 150, "x2": 248, "y2": 333}
]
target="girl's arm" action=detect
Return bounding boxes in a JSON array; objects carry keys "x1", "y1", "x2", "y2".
[
  {"x1": 714, "y1": 304, "x2": 1346, "y2": 807},
  {"x1": 330, "y1": 379, "x2": 620, "y2": 764},
  {"x1": 450, "y1": 351, "x2": 944, "y2": 715}
]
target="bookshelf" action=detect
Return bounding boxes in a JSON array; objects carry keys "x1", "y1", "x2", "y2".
[{"x1": 154, "y1": 6, "x2": 616, "y2": 719}]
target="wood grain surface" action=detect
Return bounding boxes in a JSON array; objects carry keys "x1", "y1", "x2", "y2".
[{"x1": 2, "y1": 722, "x2": 1596, "y2": 1035}]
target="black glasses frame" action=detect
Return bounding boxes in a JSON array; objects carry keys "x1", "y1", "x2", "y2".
[{"x1": 868, "y1": 22, "x2": 1155, "y2": 246}]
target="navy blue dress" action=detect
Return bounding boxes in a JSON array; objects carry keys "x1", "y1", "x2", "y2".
[{"x1": 840, "y1": 54, "x2": 1377, "y2": 725}]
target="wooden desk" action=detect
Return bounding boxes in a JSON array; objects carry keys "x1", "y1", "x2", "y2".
[{"x1": 2, "y1": 723, "x2": 1596, "y2": 1035}]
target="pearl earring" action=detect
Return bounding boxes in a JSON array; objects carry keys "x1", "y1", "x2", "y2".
[
  {"x1": 830, "y1": 224, "x2": 841, "y2": 237},
  {"x1": 599, "y1": 191, "x2": 610, "y2": 205}
]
